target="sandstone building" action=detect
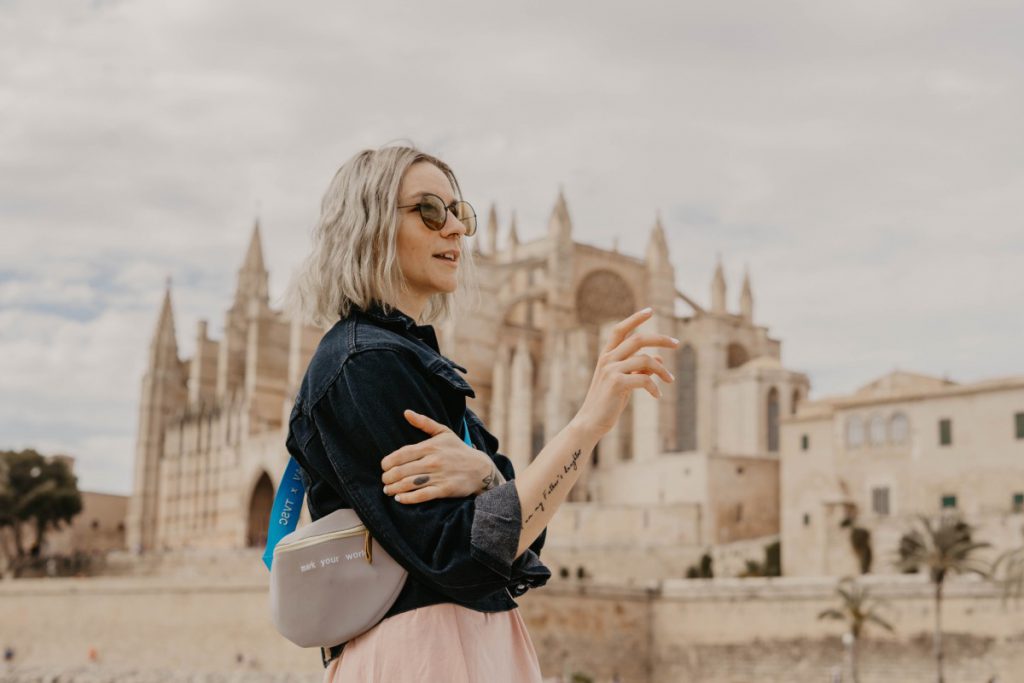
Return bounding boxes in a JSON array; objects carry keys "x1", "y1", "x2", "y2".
[
  {"x1": 781, "y1": 370, "x2": 1024, "y2": 576},
  {"x1": 126, "y1": 195, "x2": 806, "y2": 581}
]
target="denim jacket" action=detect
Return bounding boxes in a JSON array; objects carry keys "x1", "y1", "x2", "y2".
[{"x1": 284, "y1": 301, "x2": 551, "y2": 667}]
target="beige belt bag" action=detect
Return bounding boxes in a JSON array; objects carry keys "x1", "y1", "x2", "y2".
[{"x1": 269, "y1": 507, "x2": 408, "y2": 649}]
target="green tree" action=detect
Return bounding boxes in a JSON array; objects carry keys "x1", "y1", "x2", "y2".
[
  {"x1": 990, "y1": 526, "x2": 1024, "y2": 605},
  {"x1": 895, "y1": 513, "x2": 991, "y2": 683},
  {"x1": 0, "y1": 449, "x2": 83, "y2": 576},
  {"x1": 818, "y1": 576, "x2": 894, "y2": 683}
]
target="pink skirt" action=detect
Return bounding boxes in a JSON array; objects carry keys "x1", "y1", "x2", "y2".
[{"x1": 322, "y1": 602, "x2": 544, "y2": 682}]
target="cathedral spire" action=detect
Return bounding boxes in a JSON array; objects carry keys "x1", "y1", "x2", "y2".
[
  {"x1": 740, "y1": 263, "x2": 753, "y2": 323},
  {"x1": 150, "y1": 276, "x2": 180, "y2": 366},
  {"x1": 711, "y1": 253, "x2": 727, "y2": 314},
  {"x1": 235, "y1": 219, "x2": 269, "y2": 308},
  {"x1": 645, "y1": 211, "x2": 670, "y2": 267},
  {"x1": 547, "y1": 185, "x2": 572, "y2": 243},
  {"x1": 508, "y1": 211, "x2": 519, "y2": 249},
  {"x1": 486, "y1": 203, "x2": 499, "y2": 254}
]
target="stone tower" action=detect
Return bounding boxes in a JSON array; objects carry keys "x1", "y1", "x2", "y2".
[{"x1": 126, "y1": 280, "x2": 187, "y2": 553}]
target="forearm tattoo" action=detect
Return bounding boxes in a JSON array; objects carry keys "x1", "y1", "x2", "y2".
[{"x1": 522, "y1": 449, "x2": 582, "y2": 528}]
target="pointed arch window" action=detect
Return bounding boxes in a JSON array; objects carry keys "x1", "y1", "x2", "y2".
[
  {"x1": 766, "y1": 387, "x2": 780, "y2": 452},
  {"x1": 675, "y1": 344, "x2": 697, "y2": 451}
]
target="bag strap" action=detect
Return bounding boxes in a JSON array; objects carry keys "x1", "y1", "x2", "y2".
[{"x1": 263, "y1": 416, "x2": 474, "y2": 570}]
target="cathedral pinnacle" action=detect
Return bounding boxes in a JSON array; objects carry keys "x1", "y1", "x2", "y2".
[
  {"x1": 548, "y1": 186, "x2": 572, "y2": 241},
  {"x1": 486, "y1": 203, "x2": 499, "y2": 254},
  {"x1": 711, "y1": 253, "x2": 727, "y2": 314},
  {"x1": 234, "y1": 219, "x2": 270, "y2": 307},
  {"x1": 242, "y1": 219, "x2": 267, "y2": 275},
  {"x1": 151, "y1": 276, "x2": 180, "y2": 363},
  {"x1": 508, "y1": 210, "x2": 519, "y2": 247},
  {"x1": 645, "y1": 212, "x2": 670, "y2": 266},
  {"x1": 740, "y1": 263, "x2": 754, "y2": 322}
]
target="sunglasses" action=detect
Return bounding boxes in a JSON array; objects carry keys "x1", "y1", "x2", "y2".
[{"x1": 398, "y1": 193, "x2": 477, "y2": 236}]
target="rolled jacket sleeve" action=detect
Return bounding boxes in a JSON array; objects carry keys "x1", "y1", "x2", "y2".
[{"x1": 311, "y1": 347, "x2": 540, "y2": 602}]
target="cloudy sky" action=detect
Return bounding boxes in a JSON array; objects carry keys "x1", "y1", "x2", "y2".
[{"x1": 2, "y1": 1, "x2": 1022, "y2": 495}]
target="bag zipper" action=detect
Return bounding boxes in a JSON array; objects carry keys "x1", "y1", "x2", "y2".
[{"x1": 273, "y1": 524, "x2": 369, "y2": 556}]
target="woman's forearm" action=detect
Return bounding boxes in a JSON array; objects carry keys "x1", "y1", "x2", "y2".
[{"x1": 513, "y1": 417, "x2": 603, "y2": 557}]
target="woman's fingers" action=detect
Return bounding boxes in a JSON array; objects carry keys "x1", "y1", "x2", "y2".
[
  {"x1": 611, "y1": 354, "x2": 674, "y2": 383},
  {"x1": 619, "y1": 372, "x2": 661, "y2": 399},
  {"x1": 384, "y1": 472, "x2": 437, "y2": 496},
  {"x1": 402, "y1": 409, "x2": 451, "y2": 437},
  {"x1": 600, "y1": 307, "x2": 653, "y2": 355},
  {"x1": 381, "y1": 454, "x2": 437, "y2": 486},
  {"x1": 394, "y1": 484, "x2": 444, "y2": 505},
  {"x1": 380, "y1": 443, "x2": 427, "y2": 472},
  {"x1": 606, "y1": 332, "x2": 679, "y2": 364}
]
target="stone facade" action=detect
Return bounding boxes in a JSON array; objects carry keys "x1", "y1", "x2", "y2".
[
  {"x1": 45, "y1": 489, "x2": 128, "y2": 556},
  {"x1": 3, "y1": 573, "x2": 1022, "y2": 682},
  {"x1": 126, "y1": 195, "x2": 806, "y2": 580},
  {"x1": 781, "y1": 369, "x2": 1024, "y2": 576}
]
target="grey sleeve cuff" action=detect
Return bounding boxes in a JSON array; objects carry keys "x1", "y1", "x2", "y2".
[{"x1": 469, "y1": 480, "x2": 522, "y2": 580}]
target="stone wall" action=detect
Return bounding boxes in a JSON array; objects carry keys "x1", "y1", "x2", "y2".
[{"x1": 2, "y1": 570, "x2": 1023, "y2": 682}]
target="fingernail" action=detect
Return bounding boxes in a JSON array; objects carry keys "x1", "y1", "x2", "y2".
[
  {"x1": 669, "y1": 371, "x2": 675, "y2": 380},
  {"x1": 641, "y1": 307, "x2": 652, "y2": 314},
  {"x1": 670, "y1": 337, "x2": 679, "y2": 344},
  {"x1": 395, "y1": 494, "x2": 402, "y2": 503}
]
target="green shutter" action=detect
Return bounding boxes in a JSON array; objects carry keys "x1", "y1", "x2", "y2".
[
  {"x1": 941, "y1": 494, "x2": 957, "y2": 509},
  {"x1": 1013, "y1": 493, "x2": 1023, "y2": 513},
  {"x1": 801, "y1": 434, "x2": 809, "y2": 451},
  {"x1": 939, "y1": 419, "x2": 952, "y2": 446},
  {"x1": 1016, "y1": 413, "x2": 1024, "y2": 440}
]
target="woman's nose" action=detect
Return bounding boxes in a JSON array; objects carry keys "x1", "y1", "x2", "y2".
[{"x1": 439, "y1": 208, "x2": 468, "y2": 237}]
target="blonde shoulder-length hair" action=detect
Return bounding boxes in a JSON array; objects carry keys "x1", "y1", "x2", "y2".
[{"x1": 283, "y1": 144, "x2": 480, "y2": 329}]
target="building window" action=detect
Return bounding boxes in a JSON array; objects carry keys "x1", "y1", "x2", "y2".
[
  {"x1": 675, "y1": 345, "x2": 697, "y2": 451},
  {"x1": 801, "y1": 434, "x2": 809, "y2": 451},
  {"x1": 1013, "y1": 493, "x2": 1023, "y2": 513},
  {"x1": 803, "y1": 513, "x2": 811, "y2": 526},
  {"x1": 939, "y1": 418, "x2": 952, "y2": 446},
  {"x1": 767, "y1": 387, "x2": 780, "y2": 452},
  {"x1": 941, "y1": 494, "x2": 957, "y2": 509},
  {"x1": 1016, "y1": 413, "x2": 1024, "y2": 440},
  {"x1": 871, "y1": 487, "x2": 890, "y2": 515},
  {"x1": 889, "y1": 412, "x2": 909, "y2": 445},
  {"x1": 735, "y1": 503, "x2": 743, "y2": 522},
  {"x1": 846, "y1": 415, "x2": 864, "y2": 449},
  {"x1": 868, "y1": 414, "x2": 886, "y2": 446}
]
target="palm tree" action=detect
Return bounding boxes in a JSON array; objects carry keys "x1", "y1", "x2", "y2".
[
  {"x1": 991, "y1": 526, "x2": 1024, "y2": 605},
  {"x1": 895, "y1": 513, "x2": 991, "y2": 683},
  {"x1": 818, "y1": 576, "x2": 894, "y2": 683}
]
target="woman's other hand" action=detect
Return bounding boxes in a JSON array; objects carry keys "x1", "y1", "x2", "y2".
[
  {"x1": 572, "y1": 307, "x2": 679, "y2": 437},
  {"x1": 380, "y1": 410, "x2": 504, "y2": 504}
]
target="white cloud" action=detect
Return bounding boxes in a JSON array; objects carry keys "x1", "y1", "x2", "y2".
[{"x1": 2, "y1": 0, "x2": 1023, "y2": 493}]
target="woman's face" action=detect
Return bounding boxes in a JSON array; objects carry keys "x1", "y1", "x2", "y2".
[{"x1": 394, "y1": 161, "x2": 467, "y2": 313}]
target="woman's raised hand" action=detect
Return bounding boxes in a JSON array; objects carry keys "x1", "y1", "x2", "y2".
[
  {"x1": 380, "y1": 410, "x2": 503, "y2": 504},
  {"x1": 572, "y1": 307, "x2": 679, "y2": 438}
]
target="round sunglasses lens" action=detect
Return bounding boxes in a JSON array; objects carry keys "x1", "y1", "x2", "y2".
[
  {"x1": 420, "y1": 195, "x2": 447, "y2": 229},
  {"x1": 455, "y1": 201, "x2": 476, "y2": 235}
]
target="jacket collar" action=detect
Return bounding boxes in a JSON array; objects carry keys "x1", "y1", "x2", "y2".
[{"x1": 355, "y1": 300, "x2": 443, "y2": 355}]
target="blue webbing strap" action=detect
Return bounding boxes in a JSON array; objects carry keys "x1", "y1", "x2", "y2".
[{"x1": 263, "y1": 417, "x2": 474, "y2": 571}]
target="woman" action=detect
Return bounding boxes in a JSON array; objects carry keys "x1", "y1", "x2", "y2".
[{"x1": 283, "y1": 144, "x2": 678, "y2": 682}]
